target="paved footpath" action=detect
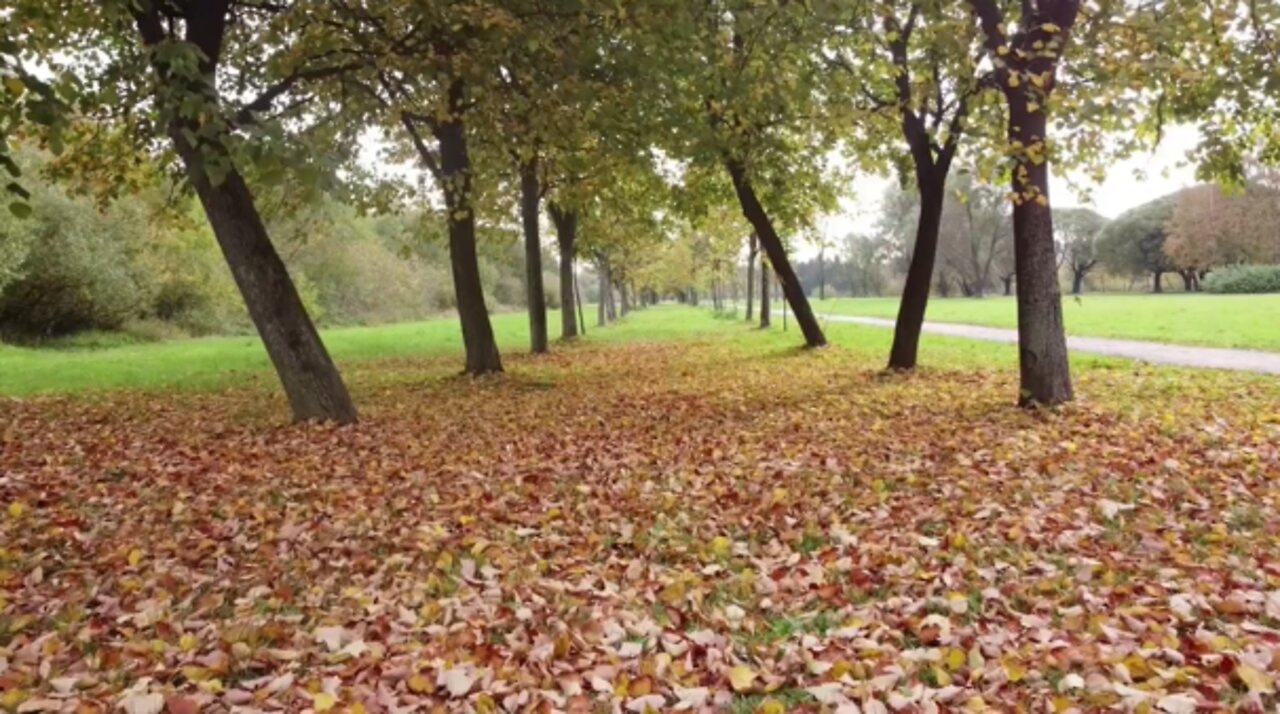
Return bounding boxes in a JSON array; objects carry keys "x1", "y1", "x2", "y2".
[{"x1": 794, "y1": 312, "x2": 1280, "y2": 375}]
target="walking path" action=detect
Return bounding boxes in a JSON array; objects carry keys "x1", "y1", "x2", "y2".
[{"x1": 790, "y1": 311, "x2": 1280, "y2": 375}]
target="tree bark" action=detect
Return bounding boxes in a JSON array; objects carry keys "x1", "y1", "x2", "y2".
[
  {"x1": 745, "y1": 233, "x2": 757, "y2": 321},
  {"x1": 620, "y1": 279, "x2": 631, "y2": 316},
  {"x1": 519, "y1": 159, "x2": 547, "y2": 354},
  {"x1": 1071, "y1": 269, "x2": 1085, "y2": 295},
  {"x1": 435, "y1": 90, "x2": 502, "y2": 376},
  {"x1": 549, "y1": 203, "x2": 578, "y2": 340},
  {"x1": 1007, "y1": 99, "x2": 1072, "y2": 406},
  {"x1": 759, "y1": 256, "x2": 771, "y2": 328},
  {"x1": 170, "y1": 134, "x2": 357, "y2": 424},
  {"x1": 132, "y1": 2, "x2": 355, "y2": 424},
  {"x1": 889, "y1": 175, "x2": 945, "y2": 369},
  {"x1": 1153, "y1": 271, "x2": 1164, "y2": 293},
  {"x1": 1003, "y1": 276, "x2": 1014, "y2": 296},
  {"x1": 725, "y1": 159, "x2": 825, "y2": 347},
  {"x1": 574, "y1": 262, "x2": 586, "y2": 335}
]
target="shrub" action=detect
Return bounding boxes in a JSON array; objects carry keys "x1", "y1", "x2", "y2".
[
  {"x1": 1203, "y1": 265, "x2": 1280, "y2": 294},
  {"x1": 0, "y1": 187, "x2": 149, "y2": 338}
]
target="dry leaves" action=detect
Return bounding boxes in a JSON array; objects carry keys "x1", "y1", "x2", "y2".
[{"x1": 1, "y1": 335, "x2": 1279, "y2": 712}]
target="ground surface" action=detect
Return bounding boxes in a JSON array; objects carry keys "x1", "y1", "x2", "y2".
[
  {"x1": 0, "y1": 306, "x2": 1122, "y2": 397},
  {"x1": 3, "y1": 308, "x2": 1280, "y2": 713},
  {"x1": 814, "y1": 294, "x2": 1280, "y2": 352}
]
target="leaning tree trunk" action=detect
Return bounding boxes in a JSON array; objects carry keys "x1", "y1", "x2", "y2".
[
  {"x1": 759, "y1": 256, "x2": 771, "y2": 328},
  {"x1": 170, "y1": 135, "x2": 357, "y2": 424},
  {"x1": 619, "y1": 278, "x2": 631, "y2": 316},
  {"x1": 549, "y1": 203, "x2": 579, "y2": 340},
  {"x1": 574, "y1": 264, "x2": 586, "y2": 335},
  {"x1": 889, "y1": 174, "x2": 945, "y2": 370},
  {"x1": 134, "y1": 2, "x2": 355, "y2": 425},
  {"x1": 436, "y1": 103, "x2": 502, "y2": 376},
  {"x1": 745, "y1": 231, "x2": 757, "y2": 321},
  {"x1": 725, "y1": 159, "x2": 825, "y2": 347},
  {"x1": 1007, "y1": 99, "x2": 1071, "y2": 406},
  {"x1": 519, "y1": 159, "x2": 547, "y2": 354}
]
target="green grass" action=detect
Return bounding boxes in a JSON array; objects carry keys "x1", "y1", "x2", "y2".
[
  {"x1": 0, "y1": 304, "x2": 1135, "y2": 398},
  {"x1": 809, "y1": 293, "x2": 1280, "y2": 352}
]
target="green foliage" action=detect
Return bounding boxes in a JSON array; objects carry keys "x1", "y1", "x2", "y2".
[
  {"x1": 1097, "y1": 195, "x2": 1179, "y2": 278},
  {"x1": 0, "y1": 178, "x2": 150, "y2": 338},
  {"x1": 1203, "y1": 265, "x2": 1280, "y2": 294}
]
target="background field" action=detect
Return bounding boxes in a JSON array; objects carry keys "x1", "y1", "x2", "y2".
[
  {"x1": 811, "y1": 293, "x2": 1280, "y2": 351},
  {"x1": 0, "y1": 305, "x2": 1149, "y2": 397}
]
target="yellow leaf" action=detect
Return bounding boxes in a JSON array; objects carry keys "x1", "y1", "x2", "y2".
[
  {"x1": 728, "y1": 664, "x2": 757, "y2": 692},
  {"x1": 7, "y1": 502, "x2": 24, "y2": 518},
  {"x1": 1041, "y1": 22, "x2": 1061, "y2": 32},
  {"x1": 1003, "y1": 659, "x2": 1026, "y2": 683},
  {"x1": 179, "y1": 633, "x2": 199, "y2": 652},
  {"x1": 407, "y1": 674, "x2": 432, "y2": 693},
  {"x1": 1007, "y1": 74, "x2": 1021, "y2": 88},
  {"x1": 709, "y1": 536, "x2": 732, "y2": 558},
  {"x1": 128, "y1": 548, "x2": 143, "y2": 567},
  {"x1": 754, "y1": 699, "x2": 785, "y2": 714},
  {"x1": 313, "y1": 692, "x2": 337, "y2": 712},
  {"x1": 1035, "y1": 195, "x2": 1049, "y2": 207},
  {"x1": 1236, "y1": 664, "x2": 1274, "y2": 693},
  {"x1": 945, "y1": 647, "x2": 966, "y2": 671}
]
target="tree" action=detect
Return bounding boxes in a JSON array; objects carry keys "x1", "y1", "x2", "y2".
[
  {"x1": 1055, "y1": 207, "x2": 1108, "y2": 294},
  {"x1": 646, "y1": 1, "x2": 840, "y2": 348},
  {"x1": 937, "y1": 174, "x2": 1009, "y2": 297},
  {"x1": 21, "y1": 0, "x2": 359, "y2": 423},
  {"x1": 827, "y1": 0, "x2": 998, "y2": 368},
  {"x1": 970, "y1": 0, "x2": 1080, "y2": 406},
  {"x1": 1097, "y1": 195, "x2": 1179, "y2": 293},
  {"x1": 1165, "y1": 181, "x2": 1280, "y2": 272}
]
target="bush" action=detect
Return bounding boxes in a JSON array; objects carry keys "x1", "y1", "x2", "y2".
[
  {"x1": 1203, "y1": 265, "x2": 1280, "y2": 294},
  {"x1": 0, "y1": 187, "x2": 149, "y2": 339}
]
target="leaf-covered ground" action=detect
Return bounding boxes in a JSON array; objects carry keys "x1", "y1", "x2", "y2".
[{"x1": 3, "y1": 324, "x2": 1280, "y2": 713}]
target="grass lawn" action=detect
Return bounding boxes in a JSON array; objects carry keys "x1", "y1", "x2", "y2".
[
  {"x1": 0, "y1": 305, "x2": 1138, "y2": 397},
  {"x1": 2, "y1": 305, "x2": 1278, "y2": 712},
  {"x1": 812, "y1": 292, "x2": 1280, "y2": 352}
]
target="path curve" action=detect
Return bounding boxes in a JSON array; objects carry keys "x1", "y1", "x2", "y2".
[{"x1": 792, "y1": 312, "x2": 1280, "y2": 375}]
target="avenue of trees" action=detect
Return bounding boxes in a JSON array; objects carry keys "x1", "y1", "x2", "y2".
[{"x1": 3, "y1": 0, "x2": 1277, "y2": 421}]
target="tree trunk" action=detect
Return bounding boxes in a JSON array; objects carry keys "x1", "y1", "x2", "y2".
[
  {"x1": 888, "y1": 175, "x2": 945, "y2": 369},
  {"x1": 1153, "y1": 271, "x2": 1164, "y2": 293},
  {"x1": 759, "y1": 256, "x2": 771, "y2": 328},
  {"x1": 134, "y1": 3, "x2": 355, "y2": 424},
  {"x1": 725, "y1": 159, "x2": 825, "y2": 347},
  {"x1": 620, "y1": 279, "x2": 631, "y2": 316},
  {"x1": 745, "y1": 232, "x2": 757, "y2": 321},
  {"x1": 1180, "y1": 269, "x2": 1195, "y2": 292},
  {"x1": 550, "y1": 203, "x2": 578, "y2": 340},
  {"x1": 435, "y1": 99, "x2": 502, "y2": 376},
  {"x1": 573, "y1": 262, "x2": 586, "y2": 335},
  {"x1": 1071, "y1": 269, "x2": 1085, "y2": 295},
  {"x1": 169, "y1": 133, "x2": 357, "y2": 424},
  {"x1": 519, "y1": 159, "x2": 547, "y2": 354},
  {"x1": 1007, "y1": 100, "x2": 1072, "y2": 406}
]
